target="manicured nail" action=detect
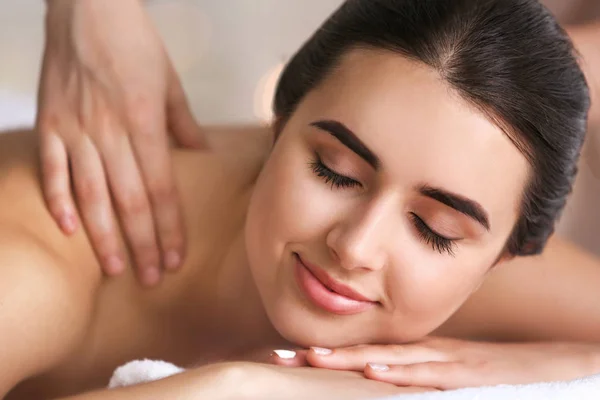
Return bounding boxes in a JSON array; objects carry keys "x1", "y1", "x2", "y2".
[
  {"x1": 60, "y1": 212, "x2": 77, "y2": 234},
  {"x1": 143, "y1": 267, "x2": 161, "y2": 286},
  {"x1": 105, "y1": 255, "x2": 124, "y2": 275},
  {"x1": 273, "y1": 349, "x2": 296, "y2": 359},
  {"x1": 368, "y1": 363, "x2": 390, "y2": 372},
  {"x1": 311, "y1": 347, "x2": 332, "y2": 356},
  {"x1": 164, "y1": 250, "x2": 181, "y2": 270}
]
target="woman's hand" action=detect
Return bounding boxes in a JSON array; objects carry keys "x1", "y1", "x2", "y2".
[
  {"x1": 271, "y1": 337, "x2": 600, "y2": 390},
  {"x1": 38, "y1": 0, "x2": 206, "y2": 286}
]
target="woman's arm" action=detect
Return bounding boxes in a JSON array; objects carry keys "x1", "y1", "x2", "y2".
[
  {"x1": 58, "y1": 362, "x2": 431, "y2": 400},
  {"x1": 0, "y1": 231, "x2": 100, "y2": 398},
  {"x1": 440, "y1": 236, "x2": 600, "y2": 342},
  {"x1": 57, "y1": 364, "x2": 238, "y2": 400}
]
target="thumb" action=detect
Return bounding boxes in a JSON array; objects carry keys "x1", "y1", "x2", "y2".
[{"x1": 166, "y1": 66, "x2": 207, "y2": 149}]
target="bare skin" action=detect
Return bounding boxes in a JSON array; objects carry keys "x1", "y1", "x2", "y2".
[
  {"x1": 3, "y1": 51, "x2": 600, "y2": 399},
  {"x1": 1, "y1": 125, "x2": 433, "y2": 400},
  {"x1": 1, "y1": 125, "x2": 599, "y2": 399},
  {"x1": 39, "y1": 1, "x2": 600, "y2": 286},
  {"x1": 2, "y1": 126, "x2": 276, "y2": 398}
]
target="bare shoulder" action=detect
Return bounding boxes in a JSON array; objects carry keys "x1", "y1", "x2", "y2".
[
  {"x1": 438, "y1": 236, "x2": 600, "y2": 341},
  {"x1": 203, "y1": 124, "x2": 273, "y2": 156},
  {"x1": 0, "y1": 130, "x2": 101, "y2": 266},
  {"x1": 0, "y1": 130, "x2": 101, "y2": 396},
  {"x1": 171, "y1": 124, "x2": 272, "y2": 205},
  {"x1": 202, "y1": 124, "x2": 273, "y2": 180},
  {"x1": 0, "y1": 228, "x2": 100, "y2": 397}
]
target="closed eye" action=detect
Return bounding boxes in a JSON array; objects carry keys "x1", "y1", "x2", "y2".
[
  {"x1": 309, "y1": 154, "x2": 361, "y2": 189},
  {"x1": 409, "y1": 212, "x2": 458, "y2": 256}
]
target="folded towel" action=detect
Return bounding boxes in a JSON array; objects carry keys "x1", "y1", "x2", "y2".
[
  {"x1": 108, "y1": 359, "x2": 184, "y2": 389},
  {"x1": 108, "y1": 359, "x2": 600, "y2": 399},
  {"x1": 380, "y1": 374, "x2": 600, "y2": 400}
]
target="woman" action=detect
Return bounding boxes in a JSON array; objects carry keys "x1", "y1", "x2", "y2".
[
  {"x1": 3, "y1": 0, "x2": 598, "y2": 399},
  {"x1": 38, "y1": 0, "x2": 600, "y2": 281}
]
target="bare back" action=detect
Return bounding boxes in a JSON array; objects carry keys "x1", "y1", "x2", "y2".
[{"x1": 1, "y1": 126, "x2": 271, "y2": 398}]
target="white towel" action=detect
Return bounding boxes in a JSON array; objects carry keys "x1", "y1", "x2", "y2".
[
  {"x1": 380, "y1": 374, "x2": 600, "y2": 400},
  {"x1": 108, "y1": 359, "x2": 185, "y2": 389},
  {"x1": 108, "y1": 359, "x2": 600, "y2": 399}
]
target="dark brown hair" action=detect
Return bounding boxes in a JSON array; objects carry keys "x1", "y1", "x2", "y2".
[{"x1": 273, "y1": 0, "x2": 590, "y2": 255}]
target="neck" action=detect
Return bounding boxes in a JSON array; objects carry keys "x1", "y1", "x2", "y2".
[
  {"x1": 215, "y1": 228, "x2": 287, "y2": 349},
  {"x1": 166, "y1": 137, "x2": 289, "y2": 361},
  {"x1": 177, "y1": 202, "x2": 290, "y2": 361}
]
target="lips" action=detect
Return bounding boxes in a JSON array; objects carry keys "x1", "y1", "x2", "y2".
[{"x1": 294, "y1": 253, "x2": 376, "y2": 315}]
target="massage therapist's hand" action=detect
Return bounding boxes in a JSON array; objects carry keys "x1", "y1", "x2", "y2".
[
  {"x1": 38, "y1": 0, "x2": 206, "y2": 286},
  {"x1": 271, "y1": 337, "x2": 600, "y2": 390}
]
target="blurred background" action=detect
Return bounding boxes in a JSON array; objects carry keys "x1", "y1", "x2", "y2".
[
  {"x1": 0, "y1": 0, "x2": 599, "y2": 255},
  {"x1": 0, "y1": 0, "x2": 346, "y2": 125}
]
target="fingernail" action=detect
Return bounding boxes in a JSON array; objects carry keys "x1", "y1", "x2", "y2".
[
  {"x1": 311, "y1": 347, "x2": 332, "y2": 356},
  {"x1": 164, "y1": 250, "x2": 181, "y2": 270},
  {"x1": 105, "y1": 255, "x2": 124, "y2": 275},
  {"x1": 143, "y1": 267, "x2": 161, "y2": 286},
  {"x1": 368, "y1": 363, "x2": 390, "y2": 372},
  {"x1": 60, "y1": 213, "x2": 77, "y2": 234},
  {"x1": 273, "y1": 349, "x2": 296, "y2": 359}
]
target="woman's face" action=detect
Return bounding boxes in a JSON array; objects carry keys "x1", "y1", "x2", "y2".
[{"x1": 245, "y1": 49, "x2": 530, "y2": 348}]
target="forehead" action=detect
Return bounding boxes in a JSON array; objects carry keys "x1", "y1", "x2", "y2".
[{"x1": 293, "y1": 48, "x2": 531, "y2": 230}]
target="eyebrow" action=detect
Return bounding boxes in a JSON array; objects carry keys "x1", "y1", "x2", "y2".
[
  {"x1": 310, "y1": 120, "x2": 380, "y2": 169},
  {"x1": 309, "y1": 120, "x2": 489, "y2": 230},
  {"x1": 419, "y1": 185, "x2": 490, "y2": 231}
]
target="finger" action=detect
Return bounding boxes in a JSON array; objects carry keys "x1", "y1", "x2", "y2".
[
  {"x1": 166, "y1": 64, "x2": 206, "y2": 149},
  {"x1": 99, "y1": 133, "x2": 162, "y2": 286},
  {"x1": 365, "y1": 361, "x2": 463, "y2": 390},
  {"x1": 126, "y1": 103, "x2": 186, "y2": 272},
  {"x1": 270, "y1": 349, "x2": 309, "y2": 367},
  {"x1": 68, "y1": 135, "x2": 125, "y2": 276},
  {"x1": 306, "y1": 344, "x2": 449, "y2": 372},
  {"x1": 38, "y1": 129, "x2": 79, "y2": 235}
]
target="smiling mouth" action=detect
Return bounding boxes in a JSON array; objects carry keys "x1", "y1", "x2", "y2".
[{"x1": 293, "y1": 253, "x2": 376, "y2": 315}]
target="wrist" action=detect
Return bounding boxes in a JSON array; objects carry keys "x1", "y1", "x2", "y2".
[{"x1": 194, "y1": 362, "x2": 272, "y2": 399}]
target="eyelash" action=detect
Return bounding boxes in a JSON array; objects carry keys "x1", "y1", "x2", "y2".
[
  {"x1": 410, "y1": 212, "x2": 456, "y2": 256},
  {"x1": 309, "y1": 155, "x2": 456, "y2": 256},
  {"x1": 309, "y1": 156, "x2": 361, "y2": 189}
]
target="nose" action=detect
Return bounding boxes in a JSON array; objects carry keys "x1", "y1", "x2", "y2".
[{"x1": 326, "y1": 199, "x2": 392, "y2": 272}]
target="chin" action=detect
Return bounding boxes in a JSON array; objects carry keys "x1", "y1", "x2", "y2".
[{"x1": 266, "y1": 300, "x2": 368, "y2": 348}]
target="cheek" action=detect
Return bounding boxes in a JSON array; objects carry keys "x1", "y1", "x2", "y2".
[
  {"x1": 247, "y1": 144, "x2": 345, "y2": 249},
  {"x1": 382, "y1": 255, "x2": 489, "y2": 339}
]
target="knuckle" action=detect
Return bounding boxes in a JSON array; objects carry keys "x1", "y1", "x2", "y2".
[
  {"x1": 95, "y1": 113, "x2": 118, "y2": 141},
  {"x1": 470, "y1": 357, "x2": 492, "y2": 372},
  {"x1": 149, "y1": 183, "x2": 177, "y2": 206},
  {"x1": 41, "y1": 155, "x2": 64, "y2": 179},
  {"x1": 76, "y1": 177, "x2": 104, "y2": 204},
  {"x1": 133, "y1": 245, "x2": 160, "y2": 267},
  {"x1": 161, "y1": 229, "x2": 184, "y2": 250},
  {"x1": 389, "y1": 344, "x2": 406, "y2": 355},
  {"x1": 91, "y1": 232, "x2": 118, "y2": 258},
  {"x1": 126, "y1": 96, "x2": 156, "y2": 134},
  {"x1": 36, "y1": 113, "x2": 59, "y2": 133},
  {"x1": 118, "y1": 193, "x2": 151, "y2": 217}
]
